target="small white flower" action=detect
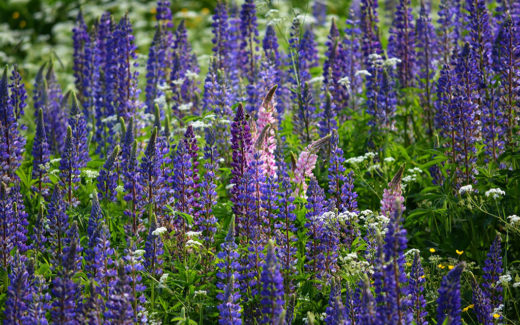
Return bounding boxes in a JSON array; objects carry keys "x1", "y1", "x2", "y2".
[
  {"x1": 226, "y1": 183, "x2": 235, "y2": 190},
  {"x1": 194, "y1": 290, "x2": 207, "y2": 296},
  {"x1": 185, "y1": 70, "x2": 199, "y2": 80},
  {"x1": 179, "y1": 103, "x2": 193, "y2": 111},
  {"x1": 360, "y1": 209, "x2": 374, "y2": 216},
  {"x1": 186, "y1": 239, "x2": 202, "y2": 247},
  {"x1": 115, "y1": 185, "x2": 124, "y2": 193},
  {"x1": 508, "y1": 215, "x2": 520, "y2": 225},
  {"x1": 355, "y1": 70, "x2": 372, "y2": 77},
  {"x1": 50, "y1": 158, "x2": 62, "y2": 164},
  {"x1": 498, "y1": 274, "x2": 512, "y2": 284},
  {"x1": 190, "y1": 120, "x2": 207, "y2": 129},
  {"x1": 364, "y1": 152, "x2": 376, "y2": 159},
  {"x1": 402, "y1": 175, "x2": 417, "y2": 183},
  {"x1": 368, "y1": 163, "x2": 381, "y2": 172},
  {"x1": 384, "y1": 57, "x2": 401, "y2": 68},
  {"x1": 152, "y1": 227, "x2": 167, "y2": 236},
  {"x1": 346, "y1": 155, "x2": 366, "y2": 165},
  {"x1": 186, "y1": 231, "x2": 202, "y2": 238},
  {"x1": 134, "y1": 249, "x2": 146, "y2": 256},
  {"x1": 82, "y1": 169, "x2": 99, "y2": 179},
  {"x1": 384, "y1": 157, "x2": 395, "y2": 163},
  {"x1": 513, "y1": 282, "x2": 520, "y2": 288},
  {"x1": 338, "y1": 76, "x2": 350, "y2": 88},
  {"x1": 459, "y1": 184, "x2": 473, "y2": 195},
  {"x1": 159, "y1": 273, "x2": 169, "y2": 284},
  {"x1": 485, "y1": 188, "x2": 505, "y2": 199},
  {"x1": 171, "y1": 78, "x2": 184, "y2": 86}
]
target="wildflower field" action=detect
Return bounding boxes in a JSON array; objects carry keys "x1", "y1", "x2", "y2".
[{"x1": 1, "y1": 0, "x2": 520, "y2": 323}]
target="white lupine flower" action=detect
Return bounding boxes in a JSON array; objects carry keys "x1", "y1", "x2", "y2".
[
  {"x1": 355, "y1": 70, "x2": 371, "y2": 77},
  {"x1": 485, "y1": 188, "x2": 505, "y2": 199},
  {"x1": 152, "y1": 227, "x2": 167, "y2": 236},
  {"x1": 459, "y1": 184, "x2": 473, "y2": 195}
]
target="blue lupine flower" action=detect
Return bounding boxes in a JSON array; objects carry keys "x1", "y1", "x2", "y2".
[
  {"x1": 4, "y1": 251, "x2": 32, "y2": 323},
  {"x1": 32, "y1": 109, "x2": 51, "y2": 196},
  {"x1": 59, "y1": 126, "x2": 80, "y2": 205},
  {"x1": 144, "y1": 219, "x2": 164, "y2": 278},
  {"x1": 325, "y1": 279, "x2": 348, "y2": 325},
  {"x1": 388, "y1": 0, "x2": 415, "y2": 89},
  {"x1": 483, "y1": 236, "x2": 503, "y2": 312},
  {"x1": 409, "y1": 252, "x2": 427, "y2": 325},
  {"x1": 97, "y1": 145, "x2": 120, "y2": 201},
  {"x1": 46, "y1": 186, "x2": 70, "y2": 262},
  {"x1": 8, "y1": 65, "x2": 27, "y2": 121},
  {"x1": 437, "y1": 263, "x2": 464, "y2": 325},
  {"x1": 259, "y1": 241, "x2": 284, "y2": 324}
]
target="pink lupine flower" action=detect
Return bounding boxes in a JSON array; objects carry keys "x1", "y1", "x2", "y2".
[
  {"x1": 252, "y1": 86, "x2": 278, "y2": 178},
  {"x1": 381, "y1": 166, "x2": 405, "y2": 218},
  {"x1": 293, "y1": 134, "x2": 332, "y2": 197}
]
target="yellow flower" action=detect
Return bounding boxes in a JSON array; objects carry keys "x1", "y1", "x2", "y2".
[
  {"x1": 430, "y1": 248, "x2": 436, "y2": 253},
  {"x1": 448, "y1": 265, "x2": 454, "y2": 270},
  {"x1": 420, "y1": 275, "x2": 426, "y2": 279},
  {"x1": 456, "y1": 250, "x2": 464, "y2": 255},
  {"x1": 462, "y1": 304, "x2": 474, "y2": 312},
  {"x1": 406, "y1": 262, "x2": 412, "y2": 267},
  {"x1": 12, "y1": 12, "x2": 20, "y2": 19},
  {"x1": 437, "y1": 264, "x2": 445, "y2": 269},
  {"x1": 493, "y1": 314, "x2": 500, "y2": 319}
]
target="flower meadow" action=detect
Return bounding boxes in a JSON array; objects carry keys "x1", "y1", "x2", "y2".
[{"x1": 2, "y1": 0, "x2": 520, "y2": 323}]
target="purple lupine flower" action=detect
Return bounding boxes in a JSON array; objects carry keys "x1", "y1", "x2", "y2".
[
  {"x1": 216, "y1": 217, "x2": 242, "y2": 325},
  {"x1": 375, "y1": 198, "x2": 412, "y2": 324},
  {"x1": 482, "y1": 85, "x2": 505, "y2": 163},
  {"x1": 27, "y1": 274, "x2": 51, "y2": 324},
  {"x1": 409, "y1": 252, "x2": 427, "y2": 325},
  {"x1": 183, "y1": 125, "x2": 200, "y2": 194},
  {"x1": 360, "y1": 0, "x2": 383, "y2": 65},
  {"x1": 104, "y1": 263, "x2": 136, "y2": 323},
  {"x1": 212, "y1": 0, "x2": 231, "y2": 72},
  {"x1": 230, "y1": 104, "x2": 253, "y2": 230},
  {"x1": 124, "y1": 140, "x2": 142, "y2": 234},
  {"x1": 304, "y1": 178, "x2": 327, "y2": 279},
  {"x1": 121, "y1": 117, "x2": 134, "y2": 174},
  {"x1": 144, "y1": 219, "x2": 164, "y2": 278},
  {"x1": 312, "y1": 0, "x2": 327, "y2": 25},
  {"x1": 323, "y1": 19, "x2": 349, "y2": 116},
  {"x1": 170, "y1": 20, "x2": 200, "y2": 117},
  {"x1": 381, "y1": 167, "x2": 405, "y2": 218},
  {"x1": 72, "y1": 11, "x2": 93, "y2": 113},
  {"x1": 139, "y1": 128, "x2": 164, "y2": 219},
  {"x1": 342, "y1": 171, "x2": 358, "y2": 213},
  {"x1": 94, "y1": 224, "x2": 116, "y2": 300},
  {"x1": 171, "y1": 140, "x2": 194, "y2": 240},
  {"x1": 80, "y1": 282, "x2": 104, "y2": 323},
  {"x1": 493, "y1": 15, "x2": 518, "y2": 146},
  {"x1": 465, "y1": 0, "x2": 492, "y2": 88},
  {"x1": 343, "y1": 11, "x2": 363, "y2": 111},
  {"x1": 472, "y1": 277, "x2": 493, "y2": 324},
  {"x1": 121, "y1": 243, "x2": 147, "y2": 323},
  {"x1": 437, "y1": 263, "x2": 464, "y2": 325},
  {"x1": 318, "y1": 91, "x2": 337, "y2": 139},
  {"x1": 263, "y1": 25, "x2": 287, "y2": 116},
  {"x1": 32, "y1": 109, "x2": 51, "y2": 197},
  {"x1": 239, "y1": 0, "x2": 260, "y2": 114},
  {"x1": 325, "y1": 279, "x2": 348, "y2": 325},
  {"x1": 259, "y1": 241, "x2": 284, "y2": 324},
  {"x1": 46, "y1": 186, "x2": 69, "y2": 261},
  {"x1": 59, "y1": 126, "x2": 80, "y2": 205},
  {"x1": 51, "y1": 222, "x2": 82, "y2": 324},
  {"x1": 452, "y1": 44, "x2": 478, "y2": 186},
  {"x1": 69, "y1": 94, "x2": 90, "y2": 168},
  {"x1": 328, "y1": 134, "x2": 347, "y2": 212},
  {"x1": 10, "y1": 187, "x2": 28, "y2": 253},
  {"x1": 97, "y1": 145, "x2": 120, "y2": 202},
  {"x1": 359, "y1": 279, "x2": 378, "y2": 324},
  {"x1": 85, "y1": 193, "x2": 103, "y2": 276},
  {"x1": 415, "y1": 1, "x2": 438, "y2": 136},
  {"x1": 5, "y1": 251, "x2": 32, "y2": 323},
  {"x1": 32, "y1": 204, "x2": 47, "y2": 254},
  {"x1": 483, "y1": 236, "x2": 503, "y2": 312},
  {"x1": 345, "y1": 284, "x2": 360, "y2": 324},
  {"x1": 42, "y1": 64, "x2": 67, "y2": 154},
  {"x1": 388, "y1": 0, "x2": 415, "y2": 89},
  {"x1": 275, "y1": 159, "x2": 297, "y2": 293},
  {"x1": 8, "y1": 65, "x2": 27, "y2": 121},
  {"x1": 198, "y1": 129, "x2": 218, "y2": 246},
  {"x1": 437, "y1": 0, "x2": 460, "y2": 65},
  {"x1": 294, "y1": 82, "x2": 316, "y2": 144},
  {"x1": 1, "y1": 69, "x2": 26, "y2": 184}
]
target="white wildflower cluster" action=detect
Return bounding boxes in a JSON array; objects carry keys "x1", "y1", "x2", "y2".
[
  {"x1": 485, "y1": 188, "x2": 505, "y2": 199},
  {"x1": 402, "y1": 167, "x2": 423, "y2": 189},
  {"x1": 82, "y1": 169, "x2": 99, "y2": 179},
  {"x1": 194, "y1": 290, "x2": 207, "y2": 296},
  {"x1": 493, "y1": 304, "x2": 504, "y2": 314},
  {"x1": 384, "y1": 157, "x2": 395, "y2": 163},
  {"x1": 153, "y1": 93, "x2": 167, "y2": 107},
  {"x1": 178, "y1": 103, "x2": 193, "y2": 111},
  {"x1": 459, "y1": 184, "x2": 474, "y2": 195},
  {"x1": 186, "y1": 239, "x2": 202, "y2": 248},
  {"x1": 338, "y1": 252, "x2": 371, "y2": 277},
  {"x1": 384, "y1": 57, "x2": 401, "y2": 68},
  {"x1": 346, "y1": 152, "x2": 377, "y2": 165},
  {"x1": 159, "y1": 273, "x2": 169, "y2": 288},
  {"x1": 508, "y1": 215, "x2": 520, "y2": 226},
  {"x1": 358, "y1": 210, "x2": 389, "y2": 233},
  {"x1": 115, "y1": 185, "x2": 125, "y2": 193},
  {"x1": 405, "y1": 248, "x2": 420, "y2": 257},
  {"x1": 367, "y1": 163, "x2": 381, "y2": 172},
  {"x1": 368, "y1": 53, "x2": 384, "y2": 68},
  {"x1": 152, "y1": 227, "x2": 167, "y2": 236},
  {"x1": 186, "y1": 231, "x2": 202, "y2": 238},
  {"x1": 134, "y1": 249, "x2": 146, "y2": 257},
  {"x1": 50, "y1": 158, "x2": 62, "y2": 164},
  {"x1": 355, "y1": 69, "x2": 371, "y2": 77},
  {"x1": 185, "y1": 70, "x2": 198, "y2": 80},
  {"x1": 338, "y1": 76, "x2": 351, "y2": 88},
  {"x1": 190, "y1": 120, "x2": 208, "y2": 129},
  {"x1": 498, "y1": 274, "x2": 512, "y2": 285},
  {"x1": 513, "y1": 282, "x2": 520, "y2": 288}
]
